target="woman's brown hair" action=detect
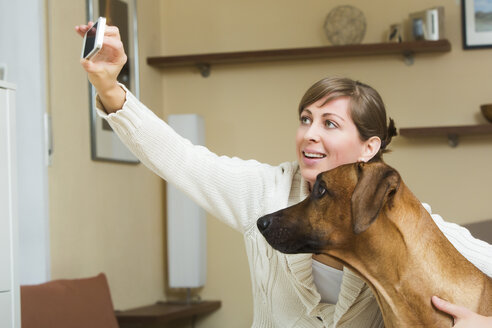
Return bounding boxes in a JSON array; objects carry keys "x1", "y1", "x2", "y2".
[{"x1": 298, "y1": 77, "x2": 397, "y2": 160}]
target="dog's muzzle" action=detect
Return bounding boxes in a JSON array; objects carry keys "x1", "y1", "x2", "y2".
[{"x1": 257, "y1": 211, "x2": 322, "y2": 254}]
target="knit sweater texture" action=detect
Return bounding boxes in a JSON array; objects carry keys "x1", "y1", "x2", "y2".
[{"x1": 97, "y1": 86, "x2": 492, "y2": 327}]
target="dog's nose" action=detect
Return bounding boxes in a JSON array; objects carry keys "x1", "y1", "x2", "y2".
[{"x1": 257, "y1": 216, "x2": 271, "y2": 232}]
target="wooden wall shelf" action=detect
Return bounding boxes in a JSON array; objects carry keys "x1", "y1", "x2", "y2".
[
  {"x1": 399, "y1": 124, "x2": 492, "y2": 147},
  {"x1": 147, "y1": 39, "x2": 451, "y2": 77},
  {"x1": 115, "y1": 300, "x2": 221, "y2": 325}
]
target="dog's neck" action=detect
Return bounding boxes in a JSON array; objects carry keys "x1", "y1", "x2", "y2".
[{"x1": 326, "y1": 183, "x2": 489, "y2": 328}]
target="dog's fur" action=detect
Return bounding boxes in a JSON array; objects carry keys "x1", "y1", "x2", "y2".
[{"x1": 257, "y1": 161, "x2": 492, "y2": 327}]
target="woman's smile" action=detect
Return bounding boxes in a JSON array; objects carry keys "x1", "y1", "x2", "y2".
[{"x1": 302, "y1": 150, "x2": 327, "y2": 166}]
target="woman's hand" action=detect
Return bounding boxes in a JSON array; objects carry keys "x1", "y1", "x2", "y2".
[
  {"x1": 432, "y1": 296, "x2": 492, "y2": 327},
  {"x1": 75, "y1": 22, "x2": 127, "y2": 112}
]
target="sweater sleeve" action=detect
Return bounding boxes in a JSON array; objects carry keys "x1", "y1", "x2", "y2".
[
  {"x1": 95, "y1": 86, "x2": 293, "y2": 233},
  {"x1": 422, "y1": 203, "x2": 492, "y2": 277}
]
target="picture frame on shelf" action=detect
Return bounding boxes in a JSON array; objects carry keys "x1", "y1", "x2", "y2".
[
  {"x1": 462, "y1": 0, "x2": 492, "y2": 49},
  {"x1": 409, "y1": 7, "x2": 445, "y2": 41},
  {"x1": 86, "y1": 0, "x2": 140, "y2": 163}
]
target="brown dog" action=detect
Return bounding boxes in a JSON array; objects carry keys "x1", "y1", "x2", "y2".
[{"x1": 257, "y1": 161, "x2": 492, "y2": 327}]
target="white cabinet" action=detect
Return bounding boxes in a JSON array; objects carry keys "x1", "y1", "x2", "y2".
[{"x1": 0, "y1": 81, "x2": 20, "y2": 328}]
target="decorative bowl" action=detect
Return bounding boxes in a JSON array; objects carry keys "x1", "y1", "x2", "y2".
[{"x1": 481, "y1": 104, "x2": 492, "y2": 123}]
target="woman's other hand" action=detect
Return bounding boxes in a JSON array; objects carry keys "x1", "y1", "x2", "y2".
[
  {"x1": 75, "y1": 22, "x2": 127, "y2": 112},
  {"x1": 432, "y1": 296, "x2": 492, "y2": 327}
]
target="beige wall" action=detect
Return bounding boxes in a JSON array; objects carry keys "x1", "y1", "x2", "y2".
[{"x1": 48, "y1": 0, "x2": 492, "y2": 327}]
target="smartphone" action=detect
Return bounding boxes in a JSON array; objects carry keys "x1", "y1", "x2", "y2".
[{"x1": 81, "y1": 17, "x2": 106, "y2": 59}]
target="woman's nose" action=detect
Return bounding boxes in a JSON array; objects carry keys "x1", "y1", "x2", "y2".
[{"x1": 304, "y1": 125, "x2": 321, "y2": 142}]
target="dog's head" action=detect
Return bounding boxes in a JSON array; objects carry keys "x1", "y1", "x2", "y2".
[{"x1": 257, "y1": 161, "x2": 401, "y2": 254}]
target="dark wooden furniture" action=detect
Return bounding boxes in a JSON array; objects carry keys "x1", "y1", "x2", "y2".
[
  {"x1": 465, "y1": 219, "x2": 492, "y2": 244},
  {"x1": 399, "y1": 124, "x2": 492, "y2": 147},
  {"x1": 115, "y1": 300, "x2": 221, "y2": 326},
  {"x1": 148, "y1": 40, "x2": 451, "y2": 76}
]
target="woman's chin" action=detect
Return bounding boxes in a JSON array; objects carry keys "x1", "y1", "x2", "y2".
[{"x1": 300, "y1": 171, "x2": 316, "y2": 187}]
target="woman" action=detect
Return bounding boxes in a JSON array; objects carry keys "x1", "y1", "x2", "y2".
[{"x1": 76, "y1": 23, "x2": 492, "y2": 327}]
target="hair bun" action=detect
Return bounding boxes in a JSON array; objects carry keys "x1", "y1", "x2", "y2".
[
  {"x1": 382, "y1": 118, "x2": 397, "y2": 150},
  {"x1": 388, "y1": 118, "x2": 397, "y2": 138}
]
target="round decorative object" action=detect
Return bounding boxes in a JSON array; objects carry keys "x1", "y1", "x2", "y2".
[{"x1": 324, "y1": 5, "x2": 367, "y2": 45}]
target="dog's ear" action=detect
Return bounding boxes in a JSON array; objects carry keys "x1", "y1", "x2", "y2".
[{"x1": 351, "y1": 162, "x2": 400, "y2": 234}]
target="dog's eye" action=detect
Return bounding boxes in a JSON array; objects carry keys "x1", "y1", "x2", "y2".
[{"x1": 315, "y1": 184, "x2": 326, "y2": 198}]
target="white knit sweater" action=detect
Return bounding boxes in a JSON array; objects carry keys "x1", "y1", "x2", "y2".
[{"x1": 97, "y1": 86, "x2": 492, "y2": 327}]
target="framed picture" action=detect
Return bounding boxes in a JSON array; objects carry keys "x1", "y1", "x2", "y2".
[
  {"x1": 462, "y1": 0, "x2": 492, "y2": 49},
  {"x1": 86, "y1": 0, "x2": 140, "y2": 163}
]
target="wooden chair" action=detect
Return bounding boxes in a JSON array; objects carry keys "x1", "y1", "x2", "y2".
[{"x1": 20, "y1": 273, "x2": 119, "y2": 328}]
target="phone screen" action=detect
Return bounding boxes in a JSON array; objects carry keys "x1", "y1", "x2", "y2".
[{"x1": 83, "y1": 21, "x2": 99, "y2": 58}]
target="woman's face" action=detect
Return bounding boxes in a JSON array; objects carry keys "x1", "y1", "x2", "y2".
[{"x1": 296, "y1": 96, "x2": 376, "y2": 188}]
